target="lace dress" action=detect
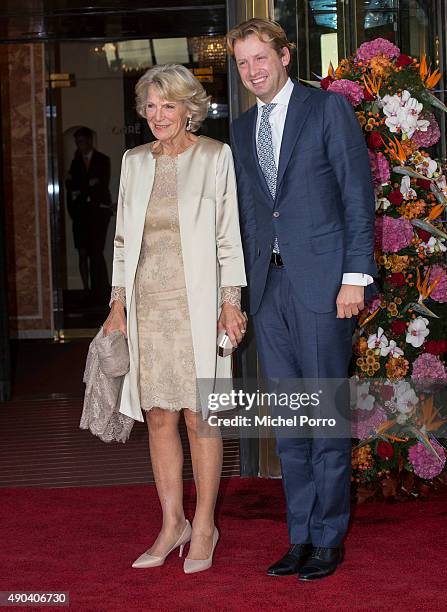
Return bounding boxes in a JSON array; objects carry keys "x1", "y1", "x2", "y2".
[{"x1": 110, "y1": 145, "x2": 241, "y2": 412}]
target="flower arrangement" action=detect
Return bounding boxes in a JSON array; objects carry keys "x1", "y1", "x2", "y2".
[{"x1": 314, "y1": 38, "x2": 447, "y2": 501}]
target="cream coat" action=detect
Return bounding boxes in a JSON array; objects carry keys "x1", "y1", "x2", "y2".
[{"x1": 112, "y1": 136, "x2": 247, "y2": 422}]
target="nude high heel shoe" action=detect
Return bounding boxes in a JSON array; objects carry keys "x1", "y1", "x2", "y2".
[
  {"x1": 132, "y1": 520, "x2": 192, "y2": 568},
  {"x1": 183, "y1": 527, "x2": 219, "y2": 574}
]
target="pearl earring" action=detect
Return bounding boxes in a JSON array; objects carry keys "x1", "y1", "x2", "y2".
[{"x1": 186, "y1": 116, "x2": 192, "y2": 132}]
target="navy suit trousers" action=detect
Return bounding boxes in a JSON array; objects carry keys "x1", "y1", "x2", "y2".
[{"x1": 253, "y1": 265, "x2": 354, "y2": 547}]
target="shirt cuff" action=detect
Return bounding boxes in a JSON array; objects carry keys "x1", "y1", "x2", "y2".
[{"x1": 342, "y1": 273, "x2": 374, "y2": 287}]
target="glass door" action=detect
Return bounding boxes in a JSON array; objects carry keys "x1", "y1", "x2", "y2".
[
  {"x1": 274, "y1": 0, "x2": 434, "y2": 82},
  {"x1": 46, "y1": 35, "x2": 229, "y2": 337},
  {"x1": 274, "y1": 0, "x2": 341, "y2": 81}
]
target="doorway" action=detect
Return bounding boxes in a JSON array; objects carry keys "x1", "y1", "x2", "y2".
[
  {"x1": 46, "y1": 33, "x2": 229, "y2": 337},
  {"x1": 0, "y1": 2, "x2": 241, "y2": 483}
]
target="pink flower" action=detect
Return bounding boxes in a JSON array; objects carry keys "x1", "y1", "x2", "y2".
[
  {"x1": 352, "y1": 405, "x2": 388, "y2": 440},
  {"x1": 411, "y1": 353, "x2": 447, "y2": 384},
  {"x1": 408, "y1": 440, "x2": 446, "y2": 480},
  {"x1": 356, "y1": 38, "x2": 401, "y2": 63},
  {"x1": 412, "y1": 113, "x2": 441, "y2": 148},
  {"x1": 327, "y1": 79, "x2": 364, "y2": 107},
  {"x1": 427, "y1": 264, "x2": 447, "y2": 302},
  {"x1": 375, "y1": 216, "x2": 413, "y2": 252},
  {"x1": 368, "y1": 150, "x2": 390, "y2": 188}
]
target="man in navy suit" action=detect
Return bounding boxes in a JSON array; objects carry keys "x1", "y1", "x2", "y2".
[{"x1": 227, "y1": 19, "x2": 377, "y2": 580}]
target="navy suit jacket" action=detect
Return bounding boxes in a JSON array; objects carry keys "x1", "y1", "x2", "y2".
[{"x1": 231, "y1": 80, "x2": 378, "y2": 315}]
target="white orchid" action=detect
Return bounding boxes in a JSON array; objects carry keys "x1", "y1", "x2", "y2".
[
  {"x1": 420, "y1": 236, "x2": 447, "y2": 255},
  {"x1": 381, "y1": 340, "x2": 404, "y2": 358},
  {"x1": 380, "y1": 90, "x2": 429, "y2": 138},
  {"x1": 393, "y1": 381, "x2": 418, "y2": 414},
  {"x1": 367, "y1": 327, "x2": 389, "y2": 355},
  {"x1": 401, "y1": 90, "x2": 424, "y2": 113},
  {"x1": 353, "y1": 382, "x2": 375, "y2": 411},
  {"x1": 406, "y1": 317, "x2": 429, "y2": 348},
  {"x1": 380, "y1": 93, "x2": 401, "y2": 116},
  {"x1": 376, "y1": 196, "x2": 391, "y2": 211},
  {"x1": 416, "y1": 156, "x2": 438, "y2": 178},
  {"x1": 400, "y1": 175, "x2": 417, "y2": 199}
]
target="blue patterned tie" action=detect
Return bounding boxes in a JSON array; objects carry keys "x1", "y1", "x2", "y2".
[{"x1": 257, "y1": 103, "x2": 280, "y2": 254}]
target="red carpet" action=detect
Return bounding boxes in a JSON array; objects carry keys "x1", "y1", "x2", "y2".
[{"x1": 1, "y1": 478, "x2": 446, "y2": 611}]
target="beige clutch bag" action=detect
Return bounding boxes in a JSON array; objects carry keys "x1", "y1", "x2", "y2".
[
  {"x1": 80, "y1": 328, "x2": 133, "y2": 443},
  {"x1": 97, "y1": 329, "x2": 130, "y2": 378}
]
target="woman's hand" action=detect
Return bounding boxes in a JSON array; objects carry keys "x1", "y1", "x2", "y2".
[
  {"x1": 103, "y1": 301, "x2": 127, "y2": 337},
  {"x1": 217, "y1": 303, "x2": 247, "y2": 347}
]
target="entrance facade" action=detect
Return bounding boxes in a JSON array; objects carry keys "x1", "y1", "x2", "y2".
[{"x1": 0, "y1": 0, "x2": 445, "y2": 476}]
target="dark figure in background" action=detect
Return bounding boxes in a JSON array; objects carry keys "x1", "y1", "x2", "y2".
[{"x1": 66, "y1": 127, "x2": 112, "y2": 299}]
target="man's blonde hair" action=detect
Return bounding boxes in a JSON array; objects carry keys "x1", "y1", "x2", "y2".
[{"x1": 226, "y1": 18, "x2": 295, "y2": 64}]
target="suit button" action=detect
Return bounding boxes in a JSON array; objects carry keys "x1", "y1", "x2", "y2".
[{"x1": 273, "y1": 211, "x2": 280, "y2": 218}]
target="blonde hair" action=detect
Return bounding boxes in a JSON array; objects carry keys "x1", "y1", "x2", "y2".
[
  {"x1": 135, "y1": 64, "x2": 210, "y2": 132},
  {"x1": 226, "y1": 18, "x2": 295, "y2": 70}
]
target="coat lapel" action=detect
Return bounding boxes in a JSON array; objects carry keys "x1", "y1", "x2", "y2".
[
  {"x1": 238, "y1": 106, "x2": 274, "y2": 205},
  {"x1": 276, "y1": 82, "x2": 312, "y2": 192},
  {"x1": 250, "y1": 107, "x2": 275, "y2": 205},
  {"x1": 132, "y1": 146, "x2": 155, "y2": 237},
  {"x1": 239, "y1": 82, "x2": 313, "y2": 205},
  {"x1": 127, "y1": 146, "x2": 155, "y2": 306}
]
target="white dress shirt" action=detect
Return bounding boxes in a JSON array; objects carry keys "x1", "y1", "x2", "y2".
[{"x1": 255, "y1": 78, "x2": 373, "y2": 287}]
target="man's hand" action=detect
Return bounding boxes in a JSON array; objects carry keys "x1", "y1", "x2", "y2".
[
  {"x1": 218, "y1": 303, "x2": 247, "y2": 347},
  {"x1": 336, "y1": 284, "x2": 365, "y2": 319},
  {"x1": 103, "y1": 301, "x2": 127, "y2": 336}
]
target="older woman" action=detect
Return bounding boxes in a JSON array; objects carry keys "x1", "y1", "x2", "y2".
[{"x1": 103, "y1": 64, "x2": 246, "y2": 574}]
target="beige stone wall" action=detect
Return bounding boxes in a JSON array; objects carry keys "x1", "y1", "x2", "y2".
[{"x1": 0, "y1": 44, "x2": 54, "y2": 338}]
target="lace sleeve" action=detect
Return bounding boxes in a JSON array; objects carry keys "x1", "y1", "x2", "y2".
[
  {"x1": 109, "y1": 286, "x2": 126, "y2": 308},
  {"x1": 220, "y1": 286, "x2": 241, "y2": 309}
]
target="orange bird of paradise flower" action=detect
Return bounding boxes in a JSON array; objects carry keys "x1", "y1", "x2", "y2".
[
  {"x1": 362, "y1": 73, "x2": 382, "y2": 97},
  {"x1": 383, "y1": 136, "x2": 408, "y2": 165},
  {"x1": 417, "y1": 395, "x2": 447, "y2": 432},
  {"x1": 373, "y1": 421, "x2": 409, "y2": 443},
  {"x1": 419, "y1": 54, "x2": 442, "y2": 89},
  {"x1": 416, "y1": 267, "x2": 442, "y2": 301},
  {"x1": 427, "y1": 202, "x2": 445, "y2": 221}
]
